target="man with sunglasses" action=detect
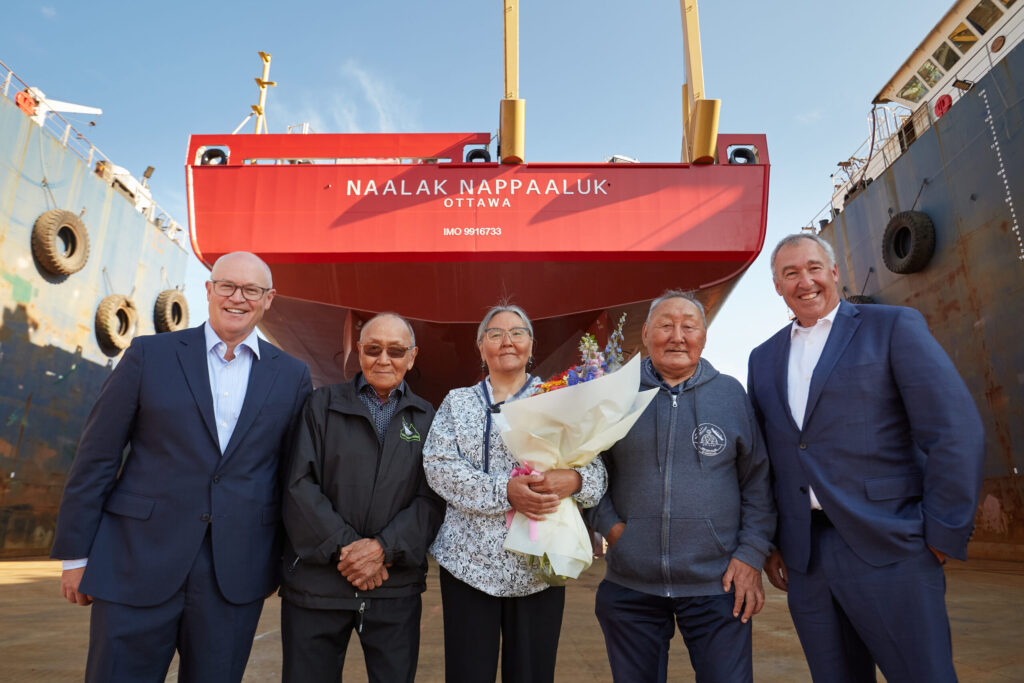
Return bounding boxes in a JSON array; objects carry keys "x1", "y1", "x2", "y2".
[
  {"x1": 51, "y1": 251, "x2": 311, "y2": 682},
  {"x1": 280, "y1": 312, "x2": 444, "y2": 683}
]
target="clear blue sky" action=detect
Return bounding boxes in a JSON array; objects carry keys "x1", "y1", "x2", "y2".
[{"x1": 5, "y1": 0, "x2": 951, "y2": 383}]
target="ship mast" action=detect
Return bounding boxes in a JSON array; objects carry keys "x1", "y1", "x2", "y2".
[
  {"x1": 679, "y1": 0, "x2": 719, "y2": 163},
  {"x1": 233, "y1": 51, "x2": 276, "y2": 135},
  {"x1": 500, "y1": 0, "x2": 525, "y2": 163},
  {"x1": 252, "y1": 51, "x2": 276, "y2": 135},
  {"x1": 498, "y1": 2, "x2": 716, "y2": 164}
]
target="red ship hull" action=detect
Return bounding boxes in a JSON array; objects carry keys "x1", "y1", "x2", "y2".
[{"x1": 187, "y1": 132, "x2": 769, "y2": 403}]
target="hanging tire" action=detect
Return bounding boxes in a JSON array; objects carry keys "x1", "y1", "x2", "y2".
[
  {"x1": 882, "y1": 211, "x2": 935, "y2": 274},
  {"x1": 31, "y1": 209, "x2": 90, "y2": 276},
  {"x1": 200, "y1": 148, "x2": 228, "y2": 165},
  {"x1": 95, "y1": 295, "x2": 138, "y2": 353},
  {"x1": 846, "y1": 294, "x2": 875, "y2": 304},
  {"x1": 153, "y1": 289, "x2": 189, "y2": 333}
]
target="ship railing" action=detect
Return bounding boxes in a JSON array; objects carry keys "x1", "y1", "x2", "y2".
[
  {"x1": 1, "y1": 60, "x2": 189, "y2": 250},
  {"x1": 0, "y1": 60, "x2": 106, "y2": 167},
  {"x1": 828, "y1": 103, "x2": 928, "y2": 207},
  {"x1": 825, "y1": 3, "x2": 1023, "y2": 218},
  {"x1": 805, "y1": 201, "x2": 838, "y2": 234}
]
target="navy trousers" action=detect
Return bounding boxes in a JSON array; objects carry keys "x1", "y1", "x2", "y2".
[
  {"x1": 84, "y1": 530, "x2": 264, "y2": 683},
  {"x1": 786, "y1": 513, "x2": 957, "y2": 683},
  {"x1": 595, "y1": 580, "x2": 752, "y2": 683}
]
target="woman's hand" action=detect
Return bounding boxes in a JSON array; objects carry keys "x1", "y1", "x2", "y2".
[
  {"x1": 529, "y1": 469, "x2": 582, "y2": 499},
  {"x1": 507, "y1": 473, "x2": 560, "y2": 520}
]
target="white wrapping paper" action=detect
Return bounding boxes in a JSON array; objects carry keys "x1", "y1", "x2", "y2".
[{"x1": 495, "y1": 354, "x2": 657, "y2": 579}]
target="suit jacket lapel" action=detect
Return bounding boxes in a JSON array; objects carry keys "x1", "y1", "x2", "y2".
[
  {"x1": 771, "y1": 327, "x2": 802, "y2": 433},
  {"x1": 178, "y1": 326, "x2": 219, "y2": 448},
  {"x1": 804, "y1": 301, "x2": 861, "y2": 425},
  {"x1": 222, "y1": 339, "x2": 280, "y2": 461}
]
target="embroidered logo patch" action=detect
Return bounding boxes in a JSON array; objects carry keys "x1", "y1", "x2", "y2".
[
  {"x1": 400, "y1": 417, "x2": 421, "y2": 442},
  {"x1": 692, "y1": 423, "x2": 727, "y2": 456}
]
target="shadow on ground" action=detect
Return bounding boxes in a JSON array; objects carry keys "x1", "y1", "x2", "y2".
[{"x1": 3, "y1": 558, "x2": 1021, "y2": 682}]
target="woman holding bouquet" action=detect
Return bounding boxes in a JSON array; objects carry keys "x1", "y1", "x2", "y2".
[{"x1": 423, "y1": 304, "x2": 607, "y2": 683}]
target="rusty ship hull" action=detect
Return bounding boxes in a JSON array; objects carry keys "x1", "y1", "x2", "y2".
[
  {"x1": 818, "y1": 18, "x2": 1023, "y2": 559},
  {"x1": 0, "y1": 63, "x2": 191, "y2": 557}
]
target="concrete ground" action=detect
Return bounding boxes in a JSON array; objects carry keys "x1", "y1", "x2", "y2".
[{"x1": 2, "y1": 557, "x2": 1021, "y2": 682}]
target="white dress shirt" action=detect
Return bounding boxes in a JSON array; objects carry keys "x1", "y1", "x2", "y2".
[
  {"x1": 205, "y1": 322, "x2": 261, "y2": 453},
  {"x1": 63, "y1": 323, "x2": 261, "y2": 571},
  {"x1": 787, "y1": 303, "x2": 840, "y2": 510}
]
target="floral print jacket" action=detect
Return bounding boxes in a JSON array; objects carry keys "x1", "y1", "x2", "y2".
[{"x1": 423, "y1": 378, "x2": 607, "y2": 597}]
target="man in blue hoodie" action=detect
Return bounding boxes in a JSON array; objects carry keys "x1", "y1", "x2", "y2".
[{"x1": 586, "y1": 290, "x2": 775, "y2": 683}]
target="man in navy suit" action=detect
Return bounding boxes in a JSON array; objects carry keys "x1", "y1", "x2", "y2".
[
  {"x1": 747, "y1": 233, "x2": 984, "y2": 683},
  {"x1": 51, "y1": 251, "x2": 311, "y2": 682}
]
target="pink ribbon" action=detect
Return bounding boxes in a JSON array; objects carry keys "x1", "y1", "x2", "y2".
[{"x1": 507, "y1": 463, "x2": 540, "y2": 541}]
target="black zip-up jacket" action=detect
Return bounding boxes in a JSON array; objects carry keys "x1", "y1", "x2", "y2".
[{"x1": 280, "y1": 376, "x2": 443, "y2": 608}]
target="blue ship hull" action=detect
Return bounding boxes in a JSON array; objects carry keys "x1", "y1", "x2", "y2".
[
  {"x1": 0, "y1": 81, "x2": 190, "y2": 556},
  {"x1": 820, "y1": 40, "x2": 1024, "y2": 560}
]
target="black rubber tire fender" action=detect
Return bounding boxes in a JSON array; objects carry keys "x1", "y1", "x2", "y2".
[
  {"x1": 95, "y1": 294, "x2": 138, "y2": 353},
  {"x1": 200, "y1": 148, "x2": 228, "y2": 165},
  {"x1": 153, "y1": 289, "x2": 189, "y2": 333},
  {"x1": 31, "y1": 209, "x2": 90, "y2": 276},
  {"x1": 882, "y1": 211, "x2": 935, "y2": 274},
  {"x1": 845, "y1": 294, "x2": 876, "y2": 304}
]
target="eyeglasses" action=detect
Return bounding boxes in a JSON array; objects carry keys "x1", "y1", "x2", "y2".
[
  {"x1": 483, "y1": 327, "x2": 531, "y2": 343},
  {"x1": 360, "y1": 343, "x2": 414, "y2": 359},
  {"x1": 209, "y1": 280, "x2": 271, "y2": 301}
]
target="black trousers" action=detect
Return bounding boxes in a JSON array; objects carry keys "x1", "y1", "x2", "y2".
[
  {"x1": 438, "y1": 565, "x2": 565, "y2": 683},
  {"x1": 281, "y1": 594, "x2": 422, "y2": 683}
]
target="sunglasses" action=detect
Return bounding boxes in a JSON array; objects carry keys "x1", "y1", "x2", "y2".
[{"x1": 360, "y1": 343, "x2": 414, "y2": 358}]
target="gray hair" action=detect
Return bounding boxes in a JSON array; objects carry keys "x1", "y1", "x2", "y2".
[
  {"x1": 477, "y1": 304, "x2": 534, "y2": 342},
  {"x1": 361, "y1": 312, "x2": 416, "y2": 347},
  {"x1": 211, "y1": 251, "x2": 273, "y2": 287},
  {"x1": 646, "y1": 289, "x2": 706, "y2": 326},
  {"x1": 769, "y1": 233, "x2": 836, "y2": 280}
]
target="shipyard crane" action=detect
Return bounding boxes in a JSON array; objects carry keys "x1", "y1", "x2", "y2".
[{"x1": 18, "y1": 86, "x2": 102, "y2": 128}]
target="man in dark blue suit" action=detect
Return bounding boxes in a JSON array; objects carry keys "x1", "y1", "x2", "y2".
[
  {"x1": 51, "y1": 251, "x2": 311, "y2": 682},
  {"x1": 747, "y1": 234, "x2": 984, "y2": 683}
]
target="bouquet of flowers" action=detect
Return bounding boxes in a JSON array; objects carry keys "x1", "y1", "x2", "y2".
[
  {"x1": 494, "y1": 315, "x2": 657, "y2": 581},
  {"x1": 533, "y1": 331, "x2": 623, "y2": 394}
]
